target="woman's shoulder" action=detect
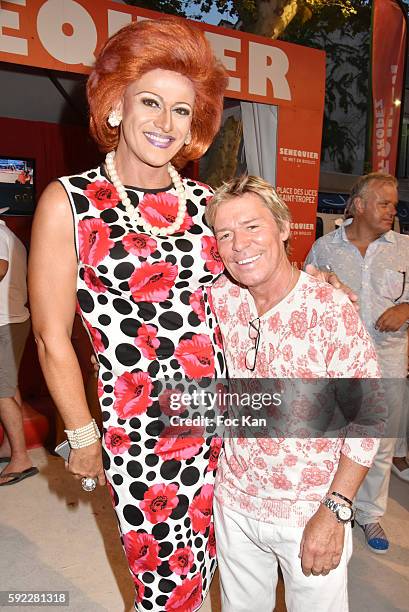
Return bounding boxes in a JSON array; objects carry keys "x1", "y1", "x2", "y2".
[
  {"x1": 182, "y1": 177, "x2": 213, "y2": 198},
  {"x1": 59, "y1": 166, "x2": 103, "y2": 186}
]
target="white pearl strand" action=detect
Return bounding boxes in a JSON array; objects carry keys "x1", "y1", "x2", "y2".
[{"x1": 105, "y1": 150, "x2": 187, "y2": 236}]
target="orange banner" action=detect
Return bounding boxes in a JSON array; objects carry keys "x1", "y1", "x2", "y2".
[
  {"x1": 0, "y1": 0, "x2": 325, "y2": 263},
  {"x1": 276, "y1": 107, "x2": 324, "y2": 267},
  {"x1": 371, "y1": 0, "x2": 407, "y2": 174},
  {"x1": 0, "y1": 0, "x2": 325, "y2": 108}
]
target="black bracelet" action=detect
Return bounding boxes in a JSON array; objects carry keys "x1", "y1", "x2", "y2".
[{"x1": 331, "y1": 491, "x2": 353, "y2": 506}]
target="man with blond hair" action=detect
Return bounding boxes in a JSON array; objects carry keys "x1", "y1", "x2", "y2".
[
  {"x1": 205, "y1": 175, "x2": 382, "y2": 612},
  {"x1": 306, "y1": 172, "x2": 409, "y2": 554}
]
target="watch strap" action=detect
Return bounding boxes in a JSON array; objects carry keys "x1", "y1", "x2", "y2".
[{"x1": 330, "y1": 491, "x2": 353, "y2": 506}]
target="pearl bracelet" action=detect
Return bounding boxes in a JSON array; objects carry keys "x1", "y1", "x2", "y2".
[{"x1": 65, "y1": 419, "x2": 101, "y2": 449}]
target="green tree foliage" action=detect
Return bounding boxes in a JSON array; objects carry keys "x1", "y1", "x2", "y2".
[
  {"x1": 282, "y1": 2, "x2": 371, "y2": 173},
  {"x1": 123, "y1": 0, "x2": 184, "y2": 16}
]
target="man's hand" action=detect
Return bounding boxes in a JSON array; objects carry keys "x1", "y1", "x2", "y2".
[
  {"x1": 305, "y1": 264, "x2": 358, "y2": 308},
  {"x1": 375, "y1": 303, "x2": 409, "y2": 332},
  {"x1": 299, "y1": 505, "x2": 345, "y2": 576}
]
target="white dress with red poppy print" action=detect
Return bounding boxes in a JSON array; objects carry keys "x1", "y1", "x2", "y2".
[
  {"x1": 209, "y1": 271, "x2": 382, "y2": 528},
  {"x1": 59, "y1": 166, "x2": 225, "y2": 612}
]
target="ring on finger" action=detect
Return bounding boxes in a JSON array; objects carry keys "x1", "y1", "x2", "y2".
[{"x1": 81, "y1": 476, "x2": 97, "y2": 492}]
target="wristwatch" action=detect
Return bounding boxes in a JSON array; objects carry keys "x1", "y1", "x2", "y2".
[{"x1": 321, "y1": 496, "x2": 355, "y2": 524}]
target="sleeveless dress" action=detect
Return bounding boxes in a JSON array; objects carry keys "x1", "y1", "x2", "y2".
[{"x1": 59, "y1": 166, "x2": 226, "y2": 611}]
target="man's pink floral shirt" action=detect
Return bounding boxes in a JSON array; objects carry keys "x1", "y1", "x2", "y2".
[{"x1": 209, "y1": 271, "x2": 383, "y2": 527}]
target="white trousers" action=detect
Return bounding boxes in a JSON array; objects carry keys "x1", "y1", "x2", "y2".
[
  {"x1": 355, "y1": 437, "x2": 395, "y2": 524},
  {"x1": 355, "y1": 378, "x2": 407, "y2": 524},
  {"x1": 214, "y1": 499, "x2": 352, "y2": 612},
  {"x1": 394, "y1": 382, "x2": 408, "y2": 457}
]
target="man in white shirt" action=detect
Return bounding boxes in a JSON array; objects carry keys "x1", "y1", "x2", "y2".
[
  {"x1": 0, "y1": 211, "x2": 38, "y2": 485},
  {"x1": 305, "y1": 172, "x2": 409, "y2": 553}
]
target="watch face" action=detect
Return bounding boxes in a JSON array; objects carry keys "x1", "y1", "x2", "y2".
[{"x1": 338, "y1": 505, "x2": 353, "y2": 521}]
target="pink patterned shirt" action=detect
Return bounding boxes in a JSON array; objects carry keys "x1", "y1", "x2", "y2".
[{"x1": 210, "y1": 271, "x2": 382, "y2": 527}]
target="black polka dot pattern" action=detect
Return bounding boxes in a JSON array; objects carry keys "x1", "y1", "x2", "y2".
[{"x1": 59, "y1": 166, "x2": 225, "y2": 611}]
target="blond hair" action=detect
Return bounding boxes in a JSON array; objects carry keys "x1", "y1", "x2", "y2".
[{"x1": 205, "y1": 175, "x2": 292, "y2": 252}]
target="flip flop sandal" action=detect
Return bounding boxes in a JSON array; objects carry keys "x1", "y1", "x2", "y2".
[
  {"x1": 0, "y1": 457, "x2": 11, "y2": 464},
  {"x1": 391, "y1": 462, "x2": 409, "y2": 483},
  {"x1": 0, "y1": 467, "x2": 39, "y2": 486}
]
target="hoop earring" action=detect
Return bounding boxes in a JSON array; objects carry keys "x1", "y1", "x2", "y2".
[{"x1": 108, "y1": 110, "x2": 122, "y2": 128}]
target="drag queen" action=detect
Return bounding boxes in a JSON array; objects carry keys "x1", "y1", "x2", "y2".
[{"x1": 29, "y1": 17, "x2": 227, "y2": 611}]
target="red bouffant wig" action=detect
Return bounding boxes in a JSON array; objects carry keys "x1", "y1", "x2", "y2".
[{"x1": 87, "y1": 16, "x2": 228, "y2": 168}]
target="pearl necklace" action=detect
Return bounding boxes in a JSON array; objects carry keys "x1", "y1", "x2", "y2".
[{"x1": 105, "y1": 150, "x2": 187, "y2": 236}]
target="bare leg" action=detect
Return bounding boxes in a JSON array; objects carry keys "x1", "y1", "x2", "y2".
[
  {"x1": 0, "y1": 392, "x2": 32, "y2": 480},
  {"x1": 0, "y1": 430, "x2": 11, "y2": 457},
  {"x1": 0, "y1": 389, "x2": 22, "y2": 458}
]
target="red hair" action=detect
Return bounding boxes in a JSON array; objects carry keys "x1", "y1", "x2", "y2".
[{"x1": 87, "y1": 16, "x2": 228, "y2": 168}]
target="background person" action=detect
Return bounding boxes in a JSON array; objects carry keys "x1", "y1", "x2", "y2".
[
  {"x1": 0, "y1": 211, "x2": 37, "y2": 485},
  {"x1": 205, "y1": 175, "x2": 382, "y2": 612},
  {"x1": 306, "y1": 172, "x2": 409, "y2": 553}
]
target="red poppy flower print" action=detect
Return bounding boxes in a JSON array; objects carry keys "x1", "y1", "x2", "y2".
[
  {"x1": 154, "y1": 425, "x2": 204, "y2": 461},
  {"x1": 207, "y1": 522, "x2": 216, "y2": 557},
  {"x1": 84, "y1": 180, "x2": 120, "y2": 210},
  {"x1": 168, "y1": 546, "x2": 194, "y2": 576},
  {"x1": 78, "y1": 218, "x2": 114, "y2": 266},
  {"x1": 139, "y1": 193, "x2": 193, "y2": 231},
  {"x1": 122, "y1": 233, "x2": 157, "y2": 258},
  {"x1": 83, "y1": 318, "x2": 105, "y2": 353},
  {"x1": 113, "y1": 371, "x2": 153, "y2": 418},
  {"x1": 123, "y1": 530, "x2": 160, "y2": 574},
  {"x1": 189, "y1": 288, "x2": 205, "y2": 322},
  {"x1": 129, "y1": 261, "x2": 178, "y2": 302},
  {"x1": 105, "y1": 426, "x2": 131, "y2": 455},
  {"x1": 140, "y1": 483, "x2": 179, "y2": 524},
  {"x1": 188, "y1": 484, "x2": 214, "y2": 534},
  {"x1": 207, "y1": 436, "x2": 222, "y2": 472},
  {"x1": 97, "y1": 378, "x2": 104, "y2": 398},
  {"x1": 165, "y1": 573, "x2": 202, "y2": 612},
  {"x1": 174, "y1": 334, "x2": 215, "y2": 378},
  {"x1": 133, "y1": 577, "x2": 145, "y2": 604},
  {"x1": 134, "y1": 323, "x2": 160, "y2": 359},
  {"x1": 83, "y1": 266, "x2": 107, "y2": 294},
  {"x1": 200, "y1": 236, "x2": 224, "y2": 274}
]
